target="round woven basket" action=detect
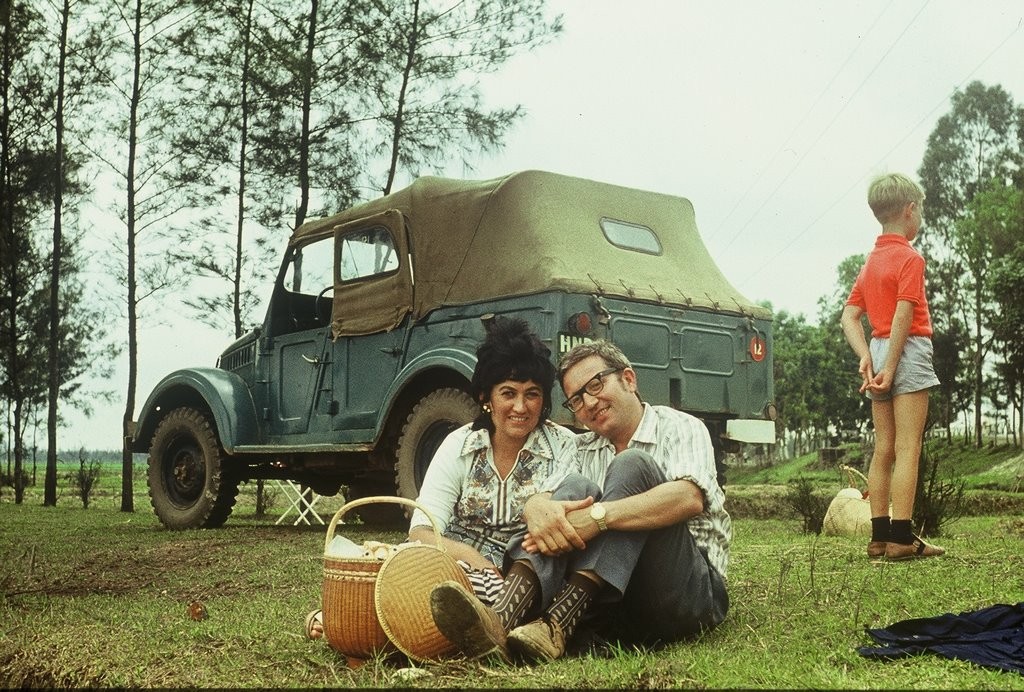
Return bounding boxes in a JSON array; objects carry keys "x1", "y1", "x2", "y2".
[
  {"x1": 375, "y1": 543, "x2": 471, "y2": 663},
  {"x1": 823, "y1": 465, "x2": 872, "y2": 537},
  {"x1": 321, "y1": 496, "x2": 467, "y2": 665}
]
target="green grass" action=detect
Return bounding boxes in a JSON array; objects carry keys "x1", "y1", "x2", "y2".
[
  {"x1": 726, "y1": 441, "x2": 1023, "y2": 491},
  {"x1": 726, "y1": 449, "x2": 844, "y2": 486},
  {"x1": 2, "y1": 444, "x2": 1023, "y2": 688},
  {"x1": 2, "y1": 499, "x2": 1024, "y2": 687},
  {"x1": 724, "y1": 441, "x2": 1024, "y2": 520}
]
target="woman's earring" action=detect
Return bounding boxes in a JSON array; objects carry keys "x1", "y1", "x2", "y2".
[{"x1": 482, "y1": 403, "x2": 492, "y2": 414}]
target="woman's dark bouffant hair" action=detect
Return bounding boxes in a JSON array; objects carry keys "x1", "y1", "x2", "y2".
[{"x1": 470, "y1": 316, "x2": 555, "y2": 433}]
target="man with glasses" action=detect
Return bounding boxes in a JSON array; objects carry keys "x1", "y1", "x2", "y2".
[{"x1": 431, "y1": 340, "x2": 731, "y2": 663}]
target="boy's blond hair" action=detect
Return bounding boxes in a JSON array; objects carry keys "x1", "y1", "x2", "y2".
[{"x1": 867, "y1": 173, "x2": 925, "y2": 224}]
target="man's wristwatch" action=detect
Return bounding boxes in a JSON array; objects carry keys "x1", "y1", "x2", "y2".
[{"x1": 590, "y1": 502, "x2": 608, "y2": 532}]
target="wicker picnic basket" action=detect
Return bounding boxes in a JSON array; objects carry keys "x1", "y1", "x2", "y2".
[{"x1": 321, "y1": 496, "x2": 470, "y2": 666}]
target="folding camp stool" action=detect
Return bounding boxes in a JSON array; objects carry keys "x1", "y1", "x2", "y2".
[{"x1": 274, "y1": 480, "x2": 325, "y2": 525}]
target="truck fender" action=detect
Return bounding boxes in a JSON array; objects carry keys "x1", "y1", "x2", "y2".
[
  {"x1": 376, "y1": 347, "x2": 477, "y2": 433},
  {"x1": 132, "y1": 368, "x2": 261, "y2": 453}
]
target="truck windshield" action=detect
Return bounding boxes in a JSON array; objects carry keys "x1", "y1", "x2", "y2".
[{"x1": 283, "y1": 236, "x2": 334, "y2": 295}]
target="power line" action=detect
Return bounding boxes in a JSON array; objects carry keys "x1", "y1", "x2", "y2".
[
  {"x1": 741, "y1": 16, "x2": 1024, "y2": 288},
  {"x1": 709, "y1": 0, "x2": 895, "y2": 240},
  {"x1": 720, "y1": 0, "x2": 931, "y2": 253}
]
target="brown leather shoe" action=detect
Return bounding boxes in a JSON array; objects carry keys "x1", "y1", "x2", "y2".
[
  {"x1": 866, "y1": 541, "x2": 887, "y2": 558},
  {"x1": 430, "y1": 581, "x2": 509, "y2": 662},
  {"x1": 885, "y1": 536, "x2": 945, "y2": 560},
  {"x1": 508, "y1": 617, "x2": 566, "y2": 662}
]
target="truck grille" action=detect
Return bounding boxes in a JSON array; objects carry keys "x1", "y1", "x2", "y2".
[{"x1": 219, "y1": 342, "x2": 256, "y2": 372}]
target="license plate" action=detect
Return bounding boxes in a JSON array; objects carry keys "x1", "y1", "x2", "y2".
[{"x1": 557, "y1": 333, "x2": 593, "y2": 354}]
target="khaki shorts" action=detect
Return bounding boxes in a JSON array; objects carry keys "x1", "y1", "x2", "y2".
[{"x1": 867, "y1": 335, "x2": 940, "y2": 401}]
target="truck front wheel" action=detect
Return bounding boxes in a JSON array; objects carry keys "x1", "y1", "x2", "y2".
[
  {"x1": 395, "y1": 388, "x2": 479, "y2": 500},
  {"x1": 147, "y1": 407, "x2": 239, "y2": 529}
]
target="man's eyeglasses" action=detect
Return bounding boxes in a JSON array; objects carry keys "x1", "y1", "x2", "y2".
[{"x1": 561, "y1": 367, "x2": 622, "y2": 412}]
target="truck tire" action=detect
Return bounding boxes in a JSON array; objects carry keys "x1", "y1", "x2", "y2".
[
  {"x1": 395, "y1": 388, "x2": 479, "y2": 500},
  {"x1": 147, "y1": 406, "x2": 239, "y2": 530}
]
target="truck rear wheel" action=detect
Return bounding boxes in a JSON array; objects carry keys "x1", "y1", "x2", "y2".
[
  {"x1": 147, "y1": 407, "x2": 239, "y2": 529},
  {"x1": 395, "y1": 388, "x2": 479, "y2": 500}
]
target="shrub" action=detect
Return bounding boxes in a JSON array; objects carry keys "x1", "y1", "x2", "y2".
[
  {"x1": 997, "y1": 517, "x2": 1024, "y2": 537},
  {"x1": 262, "y1": 483, "x2": 280, "y2": 512},
  {"x1": 65, "y1": 449, "x2": 102, "y2": 509},
  {"x1": 783, "y1": 475, "x2": 831, "y2": 534},
  {"x1": 913, "y1": 444, "x2": 966, "y2": 537},
  {"x1": 0, "y1": 469, "x2": 30, "y2": 490}
]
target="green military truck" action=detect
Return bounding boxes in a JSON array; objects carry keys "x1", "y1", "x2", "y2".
[{"x1": 132, "y1": 170, "x2": 776, "y2": 529}]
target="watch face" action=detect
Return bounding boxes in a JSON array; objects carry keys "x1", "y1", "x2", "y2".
[{"x1": 591, "y1": 503, "x2": 606, "y2": 519}]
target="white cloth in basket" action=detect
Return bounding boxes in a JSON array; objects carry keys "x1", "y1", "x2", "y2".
[{"x1": 325, "y1": 537, "x2": 416, "y2": 559}]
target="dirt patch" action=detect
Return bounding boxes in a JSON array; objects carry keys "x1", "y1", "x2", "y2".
[
  {"x1": 725, "y1": 484, "x2": 797, "y2": 520},
  {"x1": 0, "y1": 544, "x2": 195, "y2": 599},
  {"x1": 0, "y1": 529, "x2": 312, "y2": 600}
]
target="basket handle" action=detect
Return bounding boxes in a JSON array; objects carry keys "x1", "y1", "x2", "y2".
[
  {"x1": 839, "y1": 464, "x2": 868, "y2": 489},
  {"x1": 323, "y1": 495, "x2": 443, "y2": 554}
]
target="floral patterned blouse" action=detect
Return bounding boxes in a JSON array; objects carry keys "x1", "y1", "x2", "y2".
[{"x1": 410, "y1": 420, "x2": 580, "y2": 566}]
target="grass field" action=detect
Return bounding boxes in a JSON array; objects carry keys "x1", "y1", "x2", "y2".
[{"x1": 1, "y1": 445, "x2": 1023, "y2": 689}]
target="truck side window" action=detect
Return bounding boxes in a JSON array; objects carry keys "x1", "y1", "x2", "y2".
[{"x1": 339, "y1": 226, "x2": 398, "y2": 282}]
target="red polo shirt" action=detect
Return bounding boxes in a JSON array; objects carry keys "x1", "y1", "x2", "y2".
[{"x1": 846, "y1": 233, "x2": 933, "y2": 338}]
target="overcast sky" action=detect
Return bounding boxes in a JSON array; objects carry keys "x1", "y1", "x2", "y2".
[{"x1": 60, "y1": 0, "x2": 1024, "y2": 451}]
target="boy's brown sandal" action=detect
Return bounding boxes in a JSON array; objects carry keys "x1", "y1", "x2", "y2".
[{"x1": 884, "y1": 536, "x2": 945, "y2": 560}]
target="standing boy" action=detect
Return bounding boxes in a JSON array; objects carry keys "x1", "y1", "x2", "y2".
[{"x1": 840, "y1": 172, "x2": 943, "y2": 560}]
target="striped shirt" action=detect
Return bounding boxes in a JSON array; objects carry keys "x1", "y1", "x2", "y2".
[
  {"x1": 574, "y1": 403, "x2": 732, "y2": 577},
  {"x1": 410, "y1": 420, "x2": 580, "y2": 567}
]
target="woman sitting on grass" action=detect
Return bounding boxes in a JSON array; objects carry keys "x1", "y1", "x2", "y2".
[{"x1": 306, "y1": 316, "x2": 579, "y2": 639}]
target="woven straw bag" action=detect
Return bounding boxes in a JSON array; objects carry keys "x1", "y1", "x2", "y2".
[
  {"x1": 321, "y1": 496, "x2": 470, "y2": 667},
  {"x1": 822, "y1": 465, "x2": 872, "y2": 537},
  {"x1": 374, "y1": 538, "x2": 472, "y2": 663}
]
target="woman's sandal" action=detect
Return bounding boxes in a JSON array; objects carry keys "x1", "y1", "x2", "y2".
[{"x1": 305, "y1": 609, "x2": 324, "y2": 640}]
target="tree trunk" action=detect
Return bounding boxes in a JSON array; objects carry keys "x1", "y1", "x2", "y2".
[
  {"x1": 12, "y1": 405, "x2": 23, "y2": 503},
  {"x1": 238, "y1": 0, "x2": 265, "y2": 513},
  {"x1": 1, "y1": 0, "x2": 22, "y2": 502},
  {"x1": 973, "y1": 287, "x2": 983, "y2": 447},
  {"x1": 1017, "y1": 380, "x2": 1023, "y2": 448},
  {"x1": 255, "y1": 478, "x2": 266, "y2": 518},
  {"x1": 233, "y1": 0, "x2": 254, "y2": 340},
  {"x1": 45, "y1": 0, "x2": 73, "y2": 507},
  {"x1": 121, "y1": 0, "x2": 145, "y2": 513},
  {"x1": 944, "y1": 394, "x2": 952, "y2": 444},
  {"x1": 383, "y1": 0, "x2": 419, "y2": 196},
  {"x1": 294, "y1": 0, "x2": 318, "y2": 230}
]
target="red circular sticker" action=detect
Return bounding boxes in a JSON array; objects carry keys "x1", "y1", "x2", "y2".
[{"x1": 749, "y1": 335, "x2": 766, "y2": 362}]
